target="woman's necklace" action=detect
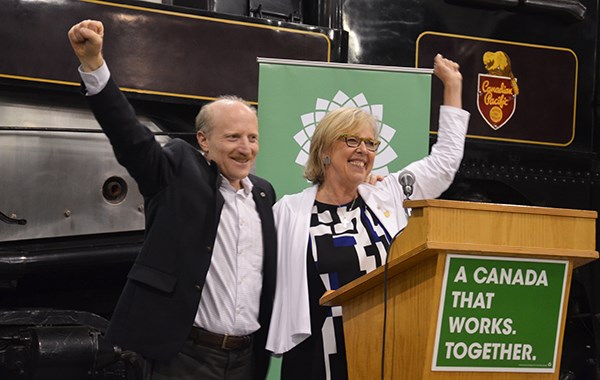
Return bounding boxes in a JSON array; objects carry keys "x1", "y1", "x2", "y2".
[
  {"x1": 340, "y1": 196, "x2": 358, "y2": 227},
  {"x1": 320, "y1": 188, "x2": 358, "y2": 227}
]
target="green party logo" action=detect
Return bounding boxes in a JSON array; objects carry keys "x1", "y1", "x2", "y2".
[{"x1": 292, "y1": 90, "x2": 399, "y2": 175}]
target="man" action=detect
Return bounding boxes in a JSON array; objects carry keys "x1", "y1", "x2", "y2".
[{"x1": 67, "y1": 20, "x2": 276, "y2": 380}]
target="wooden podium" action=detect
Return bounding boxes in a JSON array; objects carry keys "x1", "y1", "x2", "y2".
[{"x1": 320, "y1": 199, "x2": 598, "y2": 380}]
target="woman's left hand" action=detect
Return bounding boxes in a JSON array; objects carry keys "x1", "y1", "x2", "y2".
[
  {"x1": 433, "y1": 53, "x2": 462, "y2": 85},
  {"x1": 433, "y1": 53, "x2": 463, "y2": 108}
]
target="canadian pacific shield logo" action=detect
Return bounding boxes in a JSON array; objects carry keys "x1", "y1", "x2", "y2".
[
  {"x1": 477, "y1": 50, "x2": 519, "y2": 130},
  {"x1": 477, "y1": 74, "x2": 517, "y2": 130},
  {"x1": 293, "y1": 90, "x2": 398, "y2": 175}
]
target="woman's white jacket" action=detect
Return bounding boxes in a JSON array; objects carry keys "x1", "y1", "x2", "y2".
[{"x1": 266, "y1": 105, "x2": 470, "y2": 354}]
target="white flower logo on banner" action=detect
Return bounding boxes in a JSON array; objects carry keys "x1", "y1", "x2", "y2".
[{"x1": 293, "y1": 90, "x2": 398, "y2": 175}]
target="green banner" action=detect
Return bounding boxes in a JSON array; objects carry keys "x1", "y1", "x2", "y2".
[
  {"x1": 257, "y1": 59, "x2": 434, "y2": 379},
  {"x1": 256, "y1": 59, "x2": 432, "y2": 197},
  {"x1": 433, "y1": 254, "x2": 568, "y2": 372}
]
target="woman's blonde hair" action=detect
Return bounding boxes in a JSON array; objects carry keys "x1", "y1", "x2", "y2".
[{"x1": 304, "y1": 107, "x2": 378, "y2": 185}]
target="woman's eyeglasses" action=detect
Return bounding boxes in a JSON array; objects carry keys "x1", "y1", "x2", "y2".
[{"x1": 339, "y1": 134, "x2": 381, "y2": 152}]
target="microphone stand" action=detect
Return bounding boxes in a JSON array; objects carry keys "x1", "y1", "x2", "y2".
[{"x1": 381, "y1": 193, "x2": 412, "y2": 380}]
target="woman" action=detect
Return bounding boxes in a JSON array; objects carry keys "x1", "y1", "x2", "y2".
[{"x1": 267, "y1": 54, "x2": 470, "y2": 380}]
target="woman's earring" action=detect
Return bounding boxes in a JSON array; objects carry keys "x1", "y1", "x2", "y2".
[{"x1": 323, "y1": 156, "x2": 331, "y2": 165}]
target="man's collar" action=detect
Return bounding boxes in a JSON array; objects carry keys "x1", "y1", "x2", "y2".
[{"x1": 219, "y1": 174, "x2": 253, "y2": 196}]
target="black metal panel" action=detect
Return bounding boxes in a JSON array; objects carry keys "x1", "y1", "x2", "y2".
[
  {"x1": 419, "y1": 33, "x2": 577, "y2": 147},
  {"x1": 0, "y1": 0, "x2": 342, "y2": 103}
]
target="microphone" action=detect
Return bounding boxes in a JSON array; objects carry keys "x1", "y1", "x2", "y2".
[{"x1": 399, "y1": 170, "x2": 415, "y2": 199}]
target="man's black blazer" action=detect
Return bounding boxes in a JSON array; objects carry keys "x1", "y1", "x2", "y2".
[{"x1": 86, "y1": 78, "x2": 277, "y2": 379}]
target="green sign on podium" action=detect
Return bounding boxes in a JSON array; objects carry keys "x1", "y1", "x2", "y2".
[{"x1": 433, "y1": 254, "x2": 568, "y2": 373}]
